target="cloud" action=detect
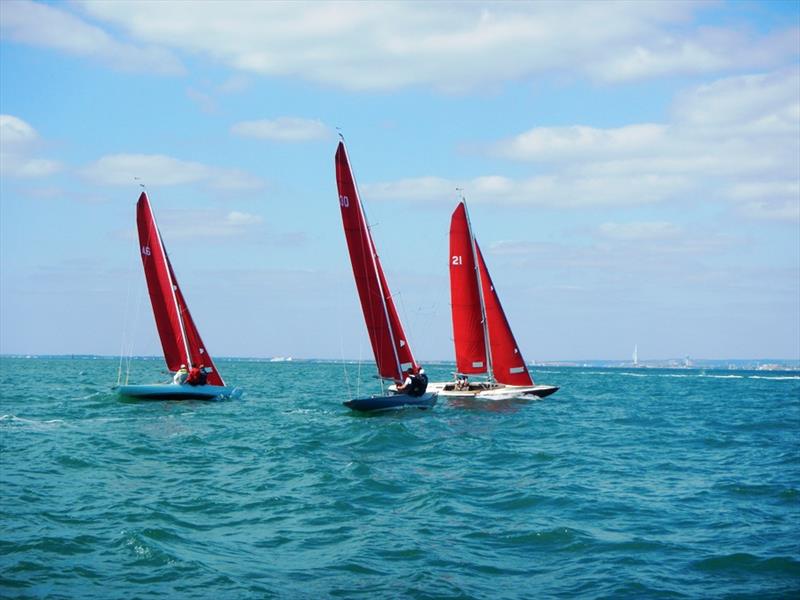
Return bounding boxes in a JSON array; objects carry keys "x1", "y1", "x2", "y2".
[
  {"x1": 71, "y1": 1, "x2": 797, "y2": 91},
  {"x1": 80, "y1": 153, "x2": 264, "y2": 190},
  {"x1": 362, "y1": 173, "x2": 687, "y2": 207},
  {"x1": 0, "y1": 114, "x2": 61, "y2": 178},
  {"x1": 586, "y1": 27, "x2": 799, "y2": 83},
  {"x1": 231, "y1": 117, "x2": 331, "y2": 142},
  {"x1": 0, "y1": 0, "x2": 184, "y2": 75},
  {"x1": 597, "y1": 221, "x2": 682, "y2": 241},
  {"x1": 738, "y1": 201, "x2": 800, "y2": 222},
  {"x1": 0, "y1": 114, "x2": 38, "y2": 144},
  {"x1": 155, "y1": 209, "x2": 264, "y2": 239},
  {"x1": 483, "y1": 69, "x2": 799, "y2": 217},
  {"x1": 358, "y1": 69, "x2": 797, "y2": 216},
  {"x1": 146, "y1": 209, "x2": 307, "y2": 244},
  {"x1": 492, "y1": 124, "x2": 667, "y2": 163}
]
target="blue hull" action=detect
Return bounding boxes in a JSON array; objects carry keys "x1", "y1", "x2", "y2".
[
  {"x1": 343, "y1": 392, "x2": 437, "y2": 412},
  {"x1": 115, "y1": 384, "x2": 238, "y2": 401}
]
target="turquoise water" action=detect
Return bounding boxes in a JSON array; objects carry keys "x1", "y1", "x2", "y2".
[{"x1": 1, "y1": 357, "x2": 798, "y2": 599}]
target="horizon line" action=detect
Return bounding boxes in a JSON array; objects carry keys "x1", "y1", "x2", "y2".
[{"x1": 1, "y1": 354, "x2": 798, "y2": 365}]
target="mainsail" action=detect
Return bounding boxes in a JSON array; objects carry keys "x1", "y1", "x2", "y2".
[
  {"x1": 335, "y1": 141, "x2": 417, "y2": 382},
  {"x1": 135, "y1": 192, "x2": 224, "y2": 386},
  {"x1": 450, "y1": 202, "x2": 488, "y2": 374},
  {"x1": 449, "y1": 200, "x2": 533, "y2": 386}
]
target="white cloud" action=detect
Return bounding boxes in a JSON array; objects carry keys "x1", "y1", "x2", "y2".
[
  {"x1": 231, "y1": 117, "x2": 331, "y2": 142},
  {"x1": 0, "y1": 114, "x2": 38, "y2": 144},
  {"x1": 586, "y1": 27, "x2": 798, "y2": 83},
  {"x1": 80, "y1": 154, "x2": 263, "y2": 190},
  {"x1": 0, "y1": 0, "x2": 184, "y2": 75},
  {"x1": 71, "y1": 1, "x2": 797, "y2": 91},
  {"x1": 597, "y1": 221, "x2": 683, "y2": 241},
  {"x1": 0, "y1": 114, "x2": 61, "y2": 178},
  {"x1": 738, "y1": 201, "x2": 800, "y2": 222},
  {"x1": 225, "y1": 211, "x2": 263, "y2": 226},
  {"x1": 492, "y1": 124, "x2": 666, "y2": 162},
  {"x1": 156, "y1": 209, "x2": 264, "y2": 239},
  {"x1": 362, "y1": 173, "x2": 686, "y2": 208},
  {"x1": 484, "y1": 69, "x2": 799, "y2": 216}
]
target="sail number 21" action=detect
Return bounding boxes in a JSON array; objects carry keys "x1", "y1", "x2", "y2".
[{"x1": 452, "y1": 255, "x2": 462, "y2": 265}]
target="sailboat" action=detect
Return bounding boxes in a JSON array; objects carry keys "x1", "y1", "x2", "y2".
[
  {"x1": 428, "y1": 199, "x2": 558, "y2": 401},
  {"x1": 116, "y1": 191, "x2": 238, "y2": 400},
  {"x1": 335, "y1": 140, "x2": 437, "y2": 411}
]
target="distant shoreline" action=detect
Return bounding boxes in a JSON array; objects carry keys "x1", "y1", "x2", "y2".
[{"x1": 2, "y1": 354, "x2": 798, "y2": 371}]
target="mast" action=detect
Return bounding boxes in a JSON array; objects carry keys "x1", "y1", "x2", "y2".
[
  {"x1": 340, "y1": 138, "x2": 405, "y2": 382},
  {"x1": 461, "y1": 194, "x2": 494, "y2": 382},
  {"x1": 145, "y1": 193, "x2": 193, "y2": 369}
]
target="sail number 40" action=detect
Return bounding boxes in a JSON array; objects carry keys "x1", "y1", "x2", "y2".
[
  {"x1": 339, "y1": 195, "x2": 350, "y2": 208},
  {"x1": 452, "y1": 255, "x2": 462, "y2": 265}
]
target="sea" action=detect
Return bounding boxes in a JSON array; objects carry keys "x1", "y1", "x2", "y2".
[{"x1": 1, "y1": 356, "x2": 798, "y2": 599}]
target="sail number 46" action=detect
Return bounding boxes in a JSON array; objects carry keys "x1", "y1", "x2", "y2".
[
  {"x1": 452, "y1": 255, "x2": 462, "y2": 265},
  {"x1": 141, "y1": 246, "x2": 151, "y2": 256}
]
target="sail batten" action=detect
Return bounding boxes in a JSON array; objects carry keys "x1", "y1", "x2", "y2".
[
  {"x1": 335, "y1": 142, "x2": 417, "y2": 382},
  {"x1": 136, "y1": 192, "x2": 225, "y2": 387}
]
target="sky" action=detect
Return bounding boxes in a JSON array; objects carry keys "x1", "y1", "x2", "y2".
[{"x1": 1, "y1": 0, "x2": 798, "y2": 363}]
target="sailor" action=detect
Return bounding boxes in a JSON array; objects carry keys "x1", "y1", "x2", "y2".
[
  {"x1": 186, "y1": 365, "x2": 202, "y2": 386},
  {"x1": 455, "y1": 375, "x2": 468, "y2": 390},
  {"x1": 197, "y1": 364, "x2": 208, "y2": 386},
  {"x1": 173, "y1": 364, "x2": 188, "y2": 385},
  {"x1": 398, "y1": 367, "x2": 428, "y2": 397},
  {"x1": 413, "y1": 368, "x2": 429, "y2": 397}
]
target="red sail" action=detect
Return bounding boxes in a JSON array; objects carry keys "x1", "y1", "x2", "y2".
[
  {"x1": 136, "y1": 192, "x2": 224, "y2": 386},
  {"x1": 449, "y1": 203, "x2": 488, "y2": 374},
  {"x1": 475, "y1": 241, "x2": 534, "y2": 386},
  {"x1": 335, "y1": 142, "x2": 417, "y2": 382}
]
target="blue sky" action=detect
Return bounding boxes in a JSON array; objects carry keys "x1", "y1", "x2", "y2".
[{"x1": 1, "y1": 0, "x2": 798, "y2": 362}]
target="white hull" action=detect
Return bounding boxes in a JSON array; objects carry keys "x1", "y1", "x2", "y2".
[
  {"x1": 115, "y1": 383, "x2": 240, "y2": 401},
  {"x1": 427, "y1": 381, "x2": 558, "y2": 401}
]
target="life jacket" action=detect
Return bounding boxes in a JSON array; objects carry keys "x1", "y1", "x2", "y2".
[
  {"x1": 408, "y1": 372, "x2": 428, "y2": 397},
  {"x1": 186, "y1": 367, "x2": 202, "y2": 386}
]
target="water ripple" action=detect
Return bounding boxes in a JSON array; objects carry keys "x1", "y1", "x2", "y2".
[{"x1": 1, "y1": 358, "x2": 799, "y2": 598}]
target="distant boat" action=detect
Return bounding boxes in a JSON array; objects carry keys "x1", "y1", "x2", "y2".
[
  {"x1": 428, "y1": 198, "x2": 558, "y2": 401},
  {"x1": 115, "y1": 192, "x2": 238, "y2": 400},
  {"x1": 633, "y1": 344, "x2": 639, "y2": 367},
  {"x1": 335, "y1": 139, "x2": 437, "y2": 412}
]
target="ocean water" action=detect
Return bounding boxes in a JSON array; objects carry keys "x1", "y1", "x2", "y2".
[{"x1": 1, "y1": 357, "x2": 798, "y2": 599}]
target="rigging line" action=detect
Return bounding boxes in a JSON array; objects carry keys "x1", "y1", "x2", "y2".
[
  {"x1": 357, "y1": 335, "x2": 363, "y2": 398},
  {"x1": 125, "y1": 275, "x2": 146, "y2": 385},
  {"x1": 336, "y1": 262, "x2": 352, "y2": 400},
  {"x1": 117, "y1": 218, "x2": 142, "y2": 386},
  {"x1": 117, "y1": 241, "x2": 137, "y2": 386}
]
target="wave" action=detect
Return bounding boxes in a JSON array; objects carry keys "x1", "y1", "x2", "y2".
[{"x1": 0, "y1": 414, "x2": 66, "y2": 428}]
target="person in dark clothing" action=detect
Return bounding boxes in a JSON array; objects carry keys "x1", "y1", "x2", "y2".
[
  {"x1": 197, "y1": 364, "x2": 208, "y2": 386},
  {"x1": 398, "y1": 367, "x2": 428, "y2": 397}
]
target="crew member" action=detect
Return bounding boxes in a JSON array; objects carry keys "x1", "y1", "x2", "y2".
[{"x1": 173, "y1": 364, "x2": 188, "y2": 385}]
